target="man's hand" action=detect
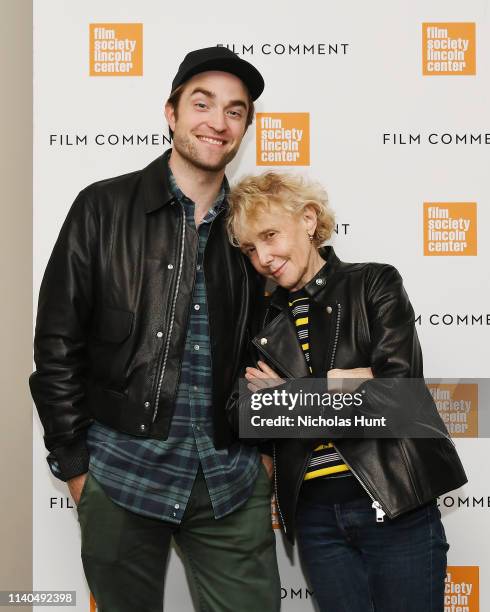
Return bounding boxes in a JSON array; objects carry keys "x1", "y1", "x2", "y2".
[
  {"x1": 67, "y1": 472, "x2": 88, "y2": 505},
  {"x1": 245, "y1": 361, "x2": 284, "y2": 392},
  {"x1": 327, "y1": 367, "x2": 374, "y2": 393},
  {"x1": 260, "y1": 454, "x2": 274, "y2": 480}
]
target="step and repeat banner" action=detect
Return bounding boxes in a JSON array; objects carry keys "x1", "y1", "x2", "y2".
[{"x1": 33, "y1": 1, "x2": 489, "y2": 610}]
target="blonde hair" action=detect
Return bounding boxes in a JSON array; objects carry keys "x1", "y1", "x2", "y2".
[{"x1": 227, "y1": 172, "x2": 335, "y2": 247}]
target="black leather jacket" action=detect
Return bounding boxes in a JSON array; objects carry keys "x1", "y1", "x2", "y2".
[
  {"x1": 230, "y1": 246, "x2": 467, "y2": 543},
  {"x1": 30, "y1": 151, "x2": 261, "y2": 480}
]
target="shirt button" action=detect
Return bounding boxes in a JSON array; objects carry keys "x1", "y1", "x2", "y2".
[
  {"x1": 174, "y1": 503, "x2": 180, "y2": 509},
  {"x1": 326, "y1": 306, "x2": 333, "y2": 314},
  {"x1": 196, "y1": 264, "x2": 201, "y2": 270},
  {"x1": 139, "y1": 424, "x2": 147, "y2": 432},
  {"x1": 194, "y1": 304, "x2": 200, "y2": 311},
  {"x1": 260, "y1": 337, "x2": 268, "y2": 346},
  {"x1": 168, "y1": 264, "x2": 174, "y2": 270},
  {"x1": 194, "y1": 344, "x2": 200, "y2": 351},
  {"x1": 156, "y1": 331, "x2": 163, "y2": 338},
  {"x1": 173, "y1": 512, "x2": 177, "y2": 517},
  {"x1": 144, "y1": 401, "x2": 150, "y2": 408},
  {"x1": 316, "y1": 278, "x2": 325, "y2": 286},
  {"x1": 193, "y1": 386, "x2": 198, "y2": 392}
]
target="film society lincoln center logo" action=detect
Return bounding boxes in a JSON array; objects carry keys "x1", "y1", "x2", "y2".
[
  {"x1": 429, "y1": 383, "x2": 478, "y2": 438},
  {"x1": 256, "y1": 113, "x2": 310, "y2": 166},
  {"x1": 445, "y1": 566, "x2": 479, "y2": 611},
  {"x1": 90, "y1": 24, "x2": 143, "y2": 76},
  {"x1": 423, "y1": 203, "x2": 477, "y2": 256},
  {"x1": 422, "y1": 23, "x2": 476, "y2": 75}
]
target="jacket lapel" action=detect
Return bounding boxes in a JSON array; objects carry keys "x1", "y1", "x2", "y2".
[
  {"x1": 251, "y1": 311, "x2": 310, "y2": 379},
  {"x1": 308, "y1": 299, "x2": 333, "y2": 377}
]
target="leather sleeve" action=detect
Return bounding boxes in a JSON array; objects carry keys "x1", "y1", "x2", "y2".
[
  {"x1": 29, "y1": 188, "x2": 97, "y2": 480},
  {"x1": 366, "y1": 264, "x2": 423, "y2": 378},
  {"x1": 356, "y1": 264, "x2": 439, "y2": 435}
]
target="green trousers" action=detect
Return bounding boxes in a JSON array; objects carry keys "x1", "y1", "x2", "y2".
[{"x1": 77, "y1": 466, "x2": 281, "y2": 612}]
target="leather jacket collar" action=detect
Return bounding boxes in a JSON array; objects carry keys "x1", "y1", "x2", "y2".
[
  {"x1": 142, "y1": 149, "x2": 230, "y2": 214},
  {"x1": 270, "y1": 245, "x2": 341, "y2": 311}
]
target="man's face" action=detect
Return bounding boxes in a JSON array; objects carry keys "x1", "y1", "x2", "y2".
[{"x1": 165, "y1": 71, "x2": 250, "y2": 172}]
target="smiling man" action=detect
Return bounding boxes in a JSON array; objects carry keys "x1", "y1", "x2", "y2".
[{"x1": 30, "y1": 47, "x2": 281, "y2": 612}]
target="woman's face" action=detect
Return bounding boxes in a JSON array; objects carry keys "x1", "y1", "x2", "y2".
[{"x1": 236, "y1": 202, "x2": 321, "y2": 291}]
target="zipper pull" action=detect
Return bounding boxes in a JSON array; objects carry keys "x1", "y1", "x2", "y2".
[{"x1": 372, "y1": 501, "x2": 385, "y2": 523}]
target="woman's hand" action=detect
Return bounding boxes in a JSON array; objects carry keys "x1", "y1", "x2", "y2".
[
  {"x1": 327, "y1": 367, "x2": 374, "y2": 392},
  {"x1": 245, "y1": 360, "x2": 284, "y2": 392}
]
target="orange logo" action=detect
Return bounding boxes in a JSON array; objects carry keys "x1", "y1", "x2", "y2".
[
  {"x1": 445, "y1": 566, "x2": 479, "y2": 610},
  {"x1": 90, "y1": 24, "x2": 143, "y2": 76},
  {"x1": 424, "y1": 203, "x2": 477, "y2": 256},
  {"x1": 429, "y1": 384, "x2": 478, "y2": 437},
  {"x1": 89, "y1": 593, "x2": 97, "y2": 611},
  {"x1": 422, "y1": 23, "x2": 476, "y2": 75},
  {"x1": 256, "y1": 113, "x2": 310, "y2": 166}
]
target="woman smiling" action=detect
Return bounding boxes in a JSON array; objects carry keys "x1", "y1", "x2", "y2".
[{"x1": 227, "y1": 172, "x2": 467, "y2": 612}]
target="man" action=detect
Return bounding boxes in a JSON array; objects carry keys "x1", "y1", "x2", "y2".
[{"x1": 30, "y1": 47, "x2": 281, "y2": 612}]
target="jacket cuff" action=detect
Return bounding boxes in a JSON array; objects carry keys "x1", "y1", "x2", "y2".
[{"x1": 46, "y1": 438, "x2": 89, "y2": 482}]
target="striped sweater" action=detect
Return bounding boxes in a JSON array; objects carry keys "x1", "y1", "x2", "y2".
[{"x1": 288, "y1": 290, "x2": 350, "y2": 480}]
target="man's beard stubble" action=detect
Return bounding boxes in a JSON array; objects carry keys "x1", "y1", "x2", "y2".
[{"x1": 171, "y1": 131, "x2": 240, "y2": 173}]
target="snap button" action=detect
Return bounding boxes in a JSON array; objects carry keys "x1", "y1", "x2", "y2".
[
  {"x1": 139, "y1": 424, "x2": 147, "y2": 432},
  {"x1": 156, "y1": 331, "x2": 163, "y2": 338},
  {"x1": 167, "y1": 264, "x2": 174, "y2": 270},
  {"x1": 175, "y1": 503, "x2": 180, "y2": 509},
  {"x1": 326, "y1": 306, "x2": 332, "y2": 314},
  {"x1": 260, "y1": 337, "x2": 268, "y2": 346},
  {"x1": 315, "y1": 278, "x2": 325, "y2": 286},
  {"x1": 144, "y1": 401, "x2": 150, "y2": 408}
]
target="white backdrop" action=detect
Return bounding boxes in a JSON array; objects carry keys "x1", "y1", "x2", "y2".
[{"x1": 33, "y1": 1, "x2": 489, "y2": 610}]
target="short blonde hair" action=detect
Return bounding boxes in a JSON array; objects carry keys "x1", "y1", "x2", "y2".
[{"x1": 227, "y1": 172, "x2": 335, "y2": 247}]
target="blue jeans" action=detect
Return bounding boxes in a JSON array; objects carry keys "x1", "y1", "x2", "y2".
[{"x1": 296, "y1": 493, "x2": 449, "y2": 612}]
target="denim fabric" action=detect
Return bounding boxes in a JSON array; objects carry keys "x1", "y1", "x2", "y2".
[{"x1": 296, "y1": 494, "x2": 449, "y2": 612}]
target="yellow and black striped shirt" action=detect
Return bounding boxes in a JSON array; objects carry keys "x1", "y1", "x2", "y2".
[{"x1": 288, "y1": 290, "x2": 350, "y2": 481}]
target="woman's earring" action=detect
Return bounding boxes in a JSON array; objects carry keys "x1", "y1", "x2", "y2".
[{"x1": 307, "y1": 233, "x2": 314, "y2": 242}]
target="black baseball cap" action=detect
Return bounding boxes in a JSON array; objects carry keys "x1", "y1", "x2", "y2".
[{"x1": 171, "y1": 46, "x2": 264, "y2": 101}]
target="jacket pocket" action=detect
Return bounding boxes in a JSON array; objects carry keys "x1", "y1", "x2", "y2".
[{"x1": 94, "y1": 307, "x2": 134, "y2": 343}]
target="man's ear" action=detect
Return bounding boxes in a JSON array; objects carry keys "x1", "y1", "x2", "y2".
[{"x1": 164, "y1": 102, "x2": 176, "y2": 133}]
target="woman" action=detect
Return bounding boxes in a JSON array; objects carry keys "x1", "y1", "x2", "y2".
[{"x1": 226, "y1": 172, "x2": 467, "y2": 612}]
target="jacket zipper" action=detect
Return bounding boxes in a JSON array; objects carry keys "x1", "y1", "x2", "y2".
[
  {"x1": 272, "y1": 444, "x2": 287, "y2": 533},
  {"x1": 266, "y1": 303, "x2": 385, "y2": 527},
  {"x1": 332, "y1": 443, "x2": 386, "y2": 522},
  {"x1": 152, "y1": 203, "x2": 186, "y2": 422},
  {"x1": 253, "y1": 315, "x2": 289, "y2": 534},
  {"x1": 272, "y1": 305, "x2": 339, "y2": 534},
  {"x1": 329, "y1": 303, "x2": 342, "y2": 369},
  {"x1": 328, "y1": 302, "x2": 385, "y2": 522}
]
